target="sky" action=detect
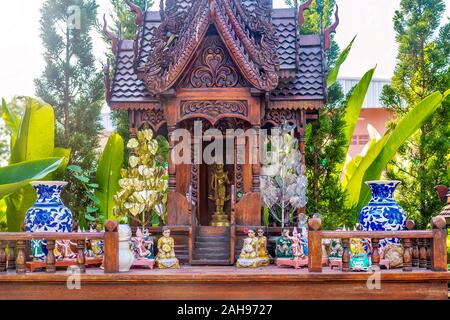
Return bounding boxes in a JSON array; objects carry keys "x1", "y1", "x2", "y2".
[{"x1": 0, "y1": 0, "x2": 447, "y2": 102}]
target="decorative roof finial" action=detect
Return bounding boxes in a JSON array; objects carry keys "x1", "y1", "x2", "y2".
[
  {"x1": 103, "y1": 59, "x2": 111, "y2": 104},
  {"x1": 125, "y1": 0, "x2": 144, "y2": 26},
  {"x1": 297, "y1": 0, "x2": 312, "y2": 30},
  {"x1": 323, "y1": 4, "x2": 339, "y2": 50},
  {"x1": 103, "y1": 14, "x2": 119, "y2": 54}
]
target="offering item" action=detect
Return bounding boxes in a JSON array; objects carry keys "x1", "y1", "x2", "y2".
[
  {"x1": 156, "y1": 228, "x2": 179, "y2": 268},
  {"x1": 350, "y1": 237, "x2": 371, "y2": 272}
]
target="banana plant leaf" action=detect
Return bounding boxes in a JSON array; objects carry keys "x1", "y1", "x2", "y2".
[
  {"x1": 0, "y1": 158, "x2": 63, "y2": 199},
  {"x1": 4, "y1": 97, "x2": 56, "y2": 231},
  {"x1": 327, "y1": 35, "x2": 356, "y2": 88},
  {"x1": 354, "y1": 90, "x2": 448, "y2": 212},
  {"x1": 95, "y1": 132, "x2": 124, "y2": 220},
  {"x1": 10, "y1": 97, "x2": 54, "y2": 164},
  {"x1": 1, "y1": 98, "x2": 20, "y2": 150},
  {"x1": 342, "y1": 67, "x2": 375, "y2": 152}
]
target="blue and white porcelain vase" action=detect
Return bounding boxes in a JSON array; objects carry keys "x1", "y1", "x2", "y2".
[
  {"x1": 25, "y1": 181, "x2": 73, "y2": 233},
  {"x1": 359, "y1": 180, "x2": 406, "y2": 249}
]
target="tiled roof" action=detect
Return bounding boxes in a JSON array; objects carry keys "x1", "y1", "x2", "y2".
[
  {"x1": 110, "y1": 4, "x2": 325, "y2": 103},
  {"x1": 110, "y1": 40, "x2": 156, "y2": 103},
  {"x1": 271, "y1": 35, "x2": 325, "y2": 99}
]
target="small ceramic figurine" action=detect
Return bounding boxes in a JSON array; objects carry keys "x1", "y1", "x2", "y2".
[
  {"x1": 156, "y1": 228, "x2": 179, "y2": 268},
  {"x1": 329, "y1": 238, "x2": 343, "y2": 260},
  {"x1": 256, "y1": 228, "x2": 270, "y2": 266},
  {"x1": 31, "y1": 239, "x2": 46, "y2": 261},
  {"x1": 54, "y1": 240, "x2": 77, "y2": 260},
  {"x1": 276, "y1": 228, "x2": 294, "y2": 258},
  {"x1": 236, "y1": 229, "x2": 261, "y2": 268},
  {"x1": 87, "y1": 224, "x2": 104, "y2": 258},
  {"x1": 291, "y1": 227, "x2": 305, "y2": 258},
  {"x1": 131, "y1": 228, "x2": 155, "y2": 269},
  {"x1": 276, "y1": 228, "x2": 308, "y2": 268}
]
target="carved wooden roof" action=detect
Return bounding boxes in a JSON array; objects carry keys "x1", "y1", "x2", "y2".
[{"x1": 106, "y1": 0, "x2": 337, "y2": 108}]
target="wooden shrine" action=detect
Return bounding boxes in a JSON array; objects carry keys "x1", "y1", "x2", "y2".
[{"x1": 104, "y1": 0, "x2": 334, "y2": 265}]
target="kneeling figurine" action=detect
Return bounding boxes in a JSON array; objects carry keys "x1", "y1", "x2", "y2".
[{"x1": 156, "y1": 228, "x2": 179, "y2": 269}]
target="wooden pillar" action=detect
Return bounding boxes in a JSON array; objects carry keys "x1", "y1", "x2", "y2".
[
  {"x1": 307, "y1": 218, "x2": 322, "y2": 272},
  {"x1": 431, "y1": 216, "x2": 447, "y2": 271},
  {"x1": 251, "y1": 125, "x2": 260, "y2": 193},
  {"x1": 77, "y1": 240, "x2": 86, "y2": 273},
  {"x1": 342, "y1": 238, "x2": 350, "y2": 272},
  {"x1": 168, "y1": 125, "x2": 177, "y2": 192},
  {"x1": 46, "y1": 240, "x2": 56, "y2": 273},
  {"x1": 129, "y1": 110, "x2": 137, "y2": 137},
  {"x1": 412, "y1": 239, "x2": 419, "y2": 268},
  {"x1": 7, "y1": 240, "x2": 15, "y2": 270},
  {"x1": 103, "y1": 220, "x2": 119, "y2": 273},
  {"x1": 426, "y1": 238, "x2": 432, "y2": 270},
  {"x1": 402, "y1": 220, "x2": 415, "y2": 272},
  {"x1": 0, "y1": 241, "x2": 6, "y2": 272},
  {"x1": 371, "y1": 238, "x2": 380, "y2": 266},
  {"x1": 15, "y1": 240, "x2": 26, "y2": 274}
]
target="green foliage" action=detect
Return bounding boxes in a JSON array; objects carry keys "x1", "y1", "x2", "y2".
[
  {"x1": 380, "y1": 0, "x2": 449, "y2": 228},
  {"x1": 327, "y1": 36, "x2": 356, "y2": 88},
  {"x1": 35, "y1": 0, "x2": 104, "y2": 218},
  {"x1": 1, "y1": 97, "x2": 70, "y2": 231},
  {"x1": 0, "y1": 158, "x2": 63, "y2": 199},
  {"x1": 341, "y1": 68, "x2": 376, "y2": 161},
  {"x1": 67, "y1": 165, "x2": 100, "y2": 230},
  {"x1": 344, "y1": 91, "x2": 447, "y2": 212},
  {"x1": 94, "y1": 132, "x2": 124, "y2": 221}
]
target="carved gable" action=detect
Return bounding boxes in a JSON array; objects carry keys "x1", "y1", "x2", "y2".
[{"x1": 177, "y1": 34, "x2": 248, "y2": 89}]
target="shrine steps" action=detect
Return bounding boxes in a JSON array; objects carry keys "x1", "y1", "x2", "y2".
[{"x1": 192, "y1": 226, "x2": 231, "y2": 265}]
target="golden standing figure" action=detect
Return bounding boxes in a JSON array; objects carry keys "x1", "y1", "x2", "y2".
[
  {"x1": 156, "y1": 228, "x2": 179, "y2": 268},
  {"x1": 209, "y1": 163, "x2": 231, "y2": 226}
]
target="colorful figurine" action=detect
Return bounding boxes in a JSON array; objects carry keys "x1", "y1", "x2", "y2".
[
  {"x1": 291, "y1": 227, "x2": 305, "y2": 258},
  {"x1": 30, "y1": 239, "x2": 46, "y2": 261},
  {"x1": 156, "y1": 228, "x2": 179, "y2": 268},
  {"x1": 236, "y1": 229, "x2": 261, "y2": 268},
  {"x1": 276, "y1": 228, "x2": 294, "y2": 258},
  {"x1": 256, "y1": 228, "x2": 271, "y2": 266},
  {"x1": 131, "y1": 228, "x2": 155, "y2": 269},
  {"x1": 54, "y1": 240, "x2": 77, "y2": 260},
  {"x1": 276, "y1": 228, "x2": 308, "y2": 269}
]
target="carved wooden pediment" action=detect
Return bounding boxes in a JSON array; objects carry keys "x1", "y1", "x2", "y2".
[
  {"x1": 137, "y1": 0, "x2": 280, "y2": 94},
  {"x1": 178, "y1": 35, "x2": 248, "y2": 89},
  {"x1": 180, "y1": 100, "x2": 249, "y2": 125}
]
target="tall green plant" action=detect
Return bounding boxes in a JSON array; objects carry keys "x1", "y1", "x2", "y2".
[
  {"x1": 1, "y1": 97, "x2": 70, "y2": 231},
  {"x1": 95, "y1": 132, "x2": 124, "y2": 221}
]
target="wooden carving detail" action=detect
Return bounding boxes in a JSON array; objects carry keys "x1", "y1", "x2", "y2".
[
  {"x1": 136, "y1": 0, "x2": 280, "y2": 94},
  {"x1": 263, "y1": 109, "x2": 296, "y2": 126},
  {"x1": 181, "y1": 101, "x2": 248, "y2": 124},
  {"x1": 140, "y1": 108, "x2": 166, "y2": 131},
  {"x1": 180, "y1": 37, "x2": 247, "y2": 88}
]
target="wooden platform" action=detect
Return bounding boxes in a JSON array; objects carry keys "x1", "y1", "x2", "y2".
[{"x1": 0, "y1": 266, "x2": 448, "y2": 300}]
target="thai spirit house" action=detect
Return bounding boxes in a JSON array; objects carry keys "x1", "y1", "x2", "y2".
[{"x1": 105, "y1": 0, "x2": 337, "y2": 265}]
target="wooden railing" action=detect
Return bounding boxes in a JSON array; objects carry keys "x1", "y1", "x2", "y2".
[
  {"x1": 0, "y1": 220, "x2": 119, "y2": 274},
  {"x1": 307, "y1": 216, "x2": 448, "y2": 272}
]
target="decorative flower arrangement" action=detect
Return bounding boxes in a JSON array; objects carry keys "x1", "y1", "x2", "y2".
[
  {"x1": 113, "y1": 129, "x2": 168, "y2": 228},
  {"x1": 261, "y1": 124, "x2": 308, "y2": 227}
]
